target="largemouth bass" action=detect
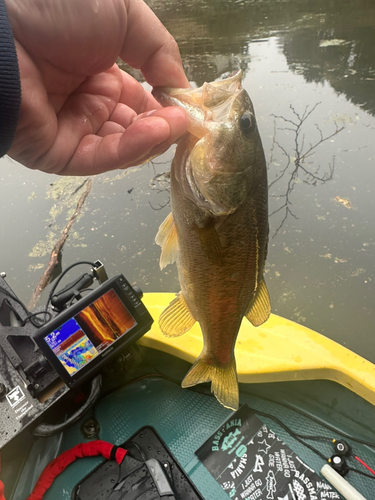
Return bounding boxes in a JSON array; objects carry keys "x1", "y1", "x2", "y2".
[{"x1": 153, "y1": 71, "x2": 270, "y2": 410}]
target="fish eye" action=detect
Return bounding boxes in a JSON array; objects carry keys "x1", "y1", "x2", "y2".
[{"x1": 240, "y1": 111, "x2": 256, "y2": 135}]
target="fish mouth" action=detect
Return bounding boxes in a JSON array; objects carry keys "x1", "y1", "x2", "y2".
[
  {"x1": 153, "y1": 71, "x2": 250, "y2": 216},
  {"x1": 152, "y1": 70, "x2": 243, "y2": 139}
]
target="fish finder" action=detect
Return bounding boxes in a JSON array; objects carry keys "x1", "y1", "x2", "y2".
[
  {"x1": 0, "y1": 263, "x2": 154, "y2": 449},
  {"x1": 34, "y1": 274, "x2": 153, "y2": 388}
]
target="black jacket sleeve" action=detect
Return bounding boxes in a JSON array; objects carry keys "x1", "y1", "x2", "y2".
[{"x1": 0, "y1": 0, "x2": 21, "y2": 158}]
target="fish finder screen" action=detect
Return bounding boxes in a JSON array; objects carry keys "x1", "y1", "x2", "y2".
[{"x1": 44, "y1": 289, "x2": 137, "y2": 376}]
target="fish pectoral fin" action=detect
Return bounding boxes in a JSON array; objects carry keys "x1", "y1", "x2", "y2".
[
  {"x1": 155, "y1": 212, "x2": 178, "y2": 270},
  {"x1": 159, "y1": 292, "x2": 196, "y2": 337},
  {"x1": 181, "y1": 356, "x2": 239, "y2": 410},
  {"x1": 245, "y1": 278, "x2": 271, "y2": 326},
  {"x1": 193, "y1": 222, "x2": 225, "y2": 266}
]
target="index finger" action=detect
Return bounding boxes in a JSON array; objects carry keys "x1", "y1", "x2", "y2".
[{"x1": 120, "y1": 0, "x2": 189, "y2": 88}]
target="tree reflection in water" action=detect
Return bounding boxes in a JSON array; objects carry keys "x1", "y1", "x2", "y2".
[{"x1": 268, "y1": 103, "x2": 344, "y2": 236}]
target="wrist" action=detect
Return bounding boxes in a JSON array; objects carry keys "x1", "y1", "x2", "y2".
[{"x1": 0, "y1": 0, "x2": 21, "y2": 158}]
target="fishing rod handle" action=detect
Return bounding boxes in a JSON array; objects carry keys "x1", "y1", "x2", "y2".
[{"x1": 320, "y1": 464, "x2": 367, "y2": 500}]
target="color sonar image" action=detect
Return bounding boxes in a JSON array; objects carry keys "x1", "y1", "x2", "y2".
[
  {"x1": 45, "y1": 320, "x2": 98, "y2": 375},
  {"x1": 45, "y1": 289, "x2": 137, "y2": 375}
]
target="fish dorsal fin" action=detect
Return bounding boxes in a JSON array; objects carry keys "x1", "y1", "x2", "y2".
[
  {"x1": 159, "y1": 292, "x2": 196, "y2": 337},
  {"x1": 155, "y1": 212, "x2": 178, "y2": 270},
  {"x1": 193, "y1": 222, "x2": 225, "y2": 266},
  {"x1": 245, "y1": 278, "x2": 271, "y2": 326}
]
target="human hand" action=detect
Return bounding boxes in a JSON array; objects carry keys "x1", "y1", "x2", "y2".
[{"x1": 5, "y1": 0, "x2": 189, "y2": 175}]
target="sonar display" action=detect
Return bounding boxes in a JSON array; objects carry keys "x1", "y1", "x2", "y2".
[{"x1": 45, "y1": 289, "x2": 137, "y2": 375}]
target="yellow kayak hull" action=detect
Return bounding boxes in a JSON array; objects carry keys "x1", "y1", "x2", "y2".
[{"x1": 140, "y1": 293, "x2": 375, "y2": 406}]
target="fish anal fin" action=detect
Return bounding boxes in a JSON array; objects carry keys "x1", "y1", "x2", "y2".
[
  {"x1": 245, "y1": 278, "x2": 271, "y2": 327},
  {"x1": 193, "y1": 222, "x2": 224, "y2": 266},
  {"x1": 155, "y1": 212, "x2": 178, "y2": 270},
  {"x1": 159, "y1": 292, "x2": 196, "y2": 337},
  {"x1": 181, "y1": 356, "x2": 238, "y2": 410}
]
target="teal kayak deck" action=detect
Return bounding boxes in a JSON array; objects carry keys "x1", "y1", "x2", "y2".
[{"x1": 12, "y1": 348, "x2": 375, "y2": 500}]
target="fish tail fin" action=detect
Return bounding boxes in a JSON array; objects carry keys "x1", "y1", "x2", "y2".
[{"x1": 181, "y1": 355, "x2": 239, "y2": 410}]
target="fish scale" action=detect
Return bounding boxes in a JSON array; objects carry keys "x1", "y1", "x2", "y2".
[{"x1": 153, "y1": 71, "x2": 270, "y2": 410}]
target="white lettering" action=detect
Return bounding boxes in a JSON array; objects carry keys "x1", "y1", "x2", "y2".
[
  {"x1": 229, "y1": 454, "x2": 248, "y2": 478},
  {"x1": 253, "y1": 454, "x2": 264, "y2": 473},
  {"x1": 248, "y1": 489, "x2": 262, "y2": 500}
]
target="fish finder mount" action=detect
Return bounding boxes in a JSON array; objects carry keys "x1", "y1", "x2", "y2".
[
  {"x1": 0, "y1": 261, "x2": 153, "y2": 450},
  {"x1": 0, "y1": 261, "x2": 109, "y2": 399}
]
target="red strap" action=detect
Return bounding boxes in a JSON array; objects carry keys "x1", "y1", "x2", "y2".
[
  {"x1": 0, "y1": 451, "x2": 5, "y2": 500},
  {"x1": 0, "y1": 480, "x2": 5, "y2": 500},
  {"x1": 27, "y1": 440, "x2": 127, "y2": 500}
]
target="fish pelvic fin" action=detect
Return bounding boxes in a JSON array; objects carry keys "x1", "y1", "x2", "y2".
[
  {"x1": 159, "y1": 292, "x2": 196, "y2": 337},
  {"x1": 155, "y1": 212, "x2": 178, "y2": 270},
  {"x1": 181, "y1": 356, "x2": 239, "y2": 410},
  {"x1": 245, "y1": 278, "x2": 271, "y2": 326}
]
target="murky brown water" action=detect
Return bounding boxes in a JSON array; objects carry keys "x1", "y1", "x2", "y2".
[{"x1": 1, "y1": 0, "x2": 374, "y2": 361}]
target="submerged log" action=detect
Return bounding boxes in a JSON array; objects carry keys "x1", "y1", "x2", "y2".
[{"x1": 28, "y1": 179, "x2": 93, "y2": 310}]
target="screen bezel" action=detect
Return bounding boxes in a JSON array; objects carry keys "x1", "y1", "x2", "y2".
[{"x1": 34, "y1": 275, "x2": 153, "y2": 387}]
